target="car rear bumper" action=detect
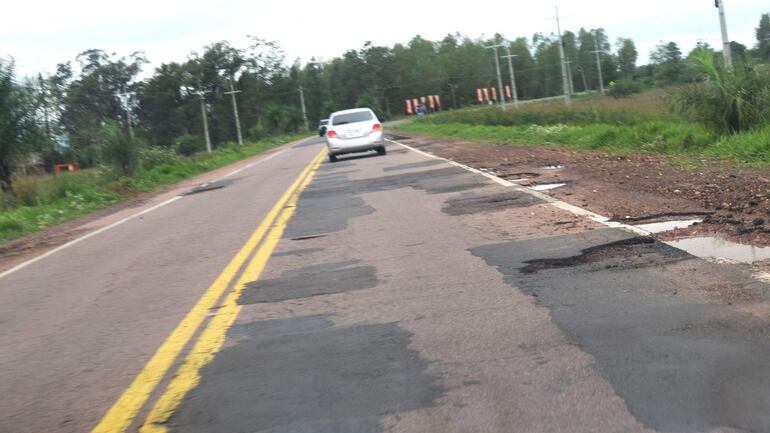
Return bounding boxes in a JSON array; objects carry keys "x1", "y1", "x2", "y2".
[{"x1": 326, "y1": 132, "x2": 384, "y2": 155}]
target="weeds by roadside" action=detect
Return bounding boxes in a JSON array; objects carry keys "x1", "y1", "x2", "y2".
[{"x1": 0, "y1": 134, "x2": 305, "y2": 245}]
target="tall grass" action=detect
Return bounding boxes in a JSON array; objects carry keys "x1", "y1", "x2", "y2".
[
  {"x1": 425, "y1": 89, "x2": 673, "y2": 127},
  {"x1": 398, "y1": 122, "x2": 713, "y2": 155}
]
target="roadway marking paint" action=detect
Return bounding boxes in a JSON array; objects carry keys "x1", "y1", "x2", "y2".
[
  {"x1": 385, "y1": 138, "x2": 650, "y2": 237},
  {"x1": 90, "y1": 148, "x2": 325, "y2": 433},
  {"x1": 139, "y1": 151, "x2": 325, "y2": 433},
  {"x1": 0, "y1": 145, "x2": 298, "y2": 282}
]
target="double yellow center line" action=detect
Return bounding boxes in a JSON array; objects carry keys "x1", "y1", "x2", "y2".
[{"x1": 91, "y1": 148, "x2": 326, "y2": 433}]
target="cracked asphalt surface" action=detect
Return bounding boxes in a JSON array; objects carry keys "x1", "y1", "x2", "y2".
[{"x1": 3, "y1": 135, "x2": 770, "y2": 433}]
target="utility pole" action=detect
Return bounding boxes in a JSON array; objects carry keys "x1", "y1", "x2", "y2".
[
  {"x1": 554, "y1": 7, "x2": 572, "y2": 106},
  {"x1": 485, "y1": 44, "x2": 506, "y2": 110},
  {"x1": 224, "y1": 77, "x2": 244, "y2": 146},
  {"x1": 116, "y1": 91, "x2": 135, "y2": 138},
  {"x1": 501, "y1": 47, "x2": 519, "y2": 108},
  {"x1": 195, "y1": 89, "x2": 212, "y2": 154},
  {"x1": 298, "y1": 86, "x2": 309, "y2": 131},
  {"x1": 592, "y1": 33, "x2": 605, "y2": 95},
  {"x1": 716, "y1": 0, "x2": 733, "y2": 70}
]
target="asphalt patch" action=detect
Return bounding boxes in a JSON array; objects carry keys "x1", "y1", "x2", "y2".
[
  {"x1": 182, "y1": 179, "x2": 234, "y2": 195},
  {"x1": 167, "y1": 316, "x2": 443, "y2": 433},
  {"x1": 238, "y1": 265, "x2": 377, "y2": 304},
  {"x1": 283, "y1": 194, "x2": 375, "y2": 239},
  {"x1": 471, "y1": 228, "x2": 770, "y2": 432},
  {"x1": 383, "y1": 160, "x2": 444, "y2": 172},
  {"x1": 300, "y1": 167, "x2": 486, "y2": 201},
  {"x1": 271, "y1": 247, "x2": 325, "y2": 257},
  {"x1": 442, "y1": 190, "x2": 545, "y2": 216}
]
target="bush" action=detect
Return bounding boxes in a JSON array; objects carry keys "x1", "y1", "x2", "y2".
[
  {"x1": 101, "y1": 121, "x2": 140, "y2": 176},
  {"x1": 668, "y1": 52, "x2": 770, "y2": 134},
  {"x1": 139, "y1": 146, "x2": 180, "y2": 170},
  {"x1": 247, "y1": 124, "x2": 267, "y2": 141},
  {"x1": 609, "y1": 80, "x2": 644, "y2": 98},
  {"x1": 175, "y1": 134, "x2": 203, "y2": 156},
  {"x1": 11, "y1": 175, "x2": 40, "y2": 206}
]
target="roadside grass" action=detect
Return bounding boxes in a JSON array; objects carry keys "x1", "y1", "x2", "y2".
[
  {"x1": 397, "y1": 121, "x2": 714, "y2": 155},
  {"x1": 398, "y1": 88, "x2": 770, "y2": 167},
  {"x1": 427, "y1": 89, "x2": 672, "y2": 126},
  {"x1": 0, "y1": 134, "x2": 305, "y2": 245}
]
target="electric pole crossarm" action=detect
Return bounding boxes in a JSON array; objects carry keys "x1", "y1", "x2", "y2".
[
  {"x1": 195, "y1": 89, "x2": 212, "y2": 154},
  {"x1": 484, "y1": 44, "x2": 506, "y2": 111},
  {"x1": 592, "y1": 32, "x2": 605, "y2": 95},
  {"x1": 225, "y1": 78, "x2": 244, "y2": 146},
  {"x1": 552, "y1": 7, "x2": 572, "y2": 106},
  {"x1": 501, "y1": 50, "x2": 519, "y2": 108}
]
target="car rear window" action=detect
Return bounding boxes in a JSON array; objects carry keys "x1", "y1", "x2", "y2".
[{"x1": 332, "y1": 111, "x2": 373, "y2": 125}]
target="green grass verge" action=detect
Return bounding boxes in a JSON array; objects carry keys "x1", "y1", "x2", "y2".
[
  {"x1": 0, "y1": 134, "x2": 306, "y2": 246},
  {"x1": 397, "y1": 121, "x2": 770, "y2": 166}
]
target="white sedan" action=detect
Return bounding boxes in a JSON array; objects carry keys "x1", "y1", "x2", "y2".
[{"x1": 324, "y1": 108, "x2": 386, "y2": 162}]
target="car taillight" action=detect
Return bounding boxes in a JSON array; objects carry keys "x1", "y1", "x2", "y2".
[
  {"x1": 372, "y1": 123, "x2": 382, "y2": 132},
  {"x1": 327, "y1": 130, "x2": 337, "y2": 138}
]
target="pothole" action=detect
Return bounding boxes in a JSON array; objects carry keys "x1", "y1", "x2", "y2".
[
  {"x1": 520, "y1": 237, "x2": 657, "y2": 274},
  {"x1": 542, "y1": 164, "x2": 564, "y2": 170},
  {"x1": 529, "y1": 183, "x2": 567, "y2": 191},
  {"x1": 634, "y1": 219, "x2": 702, "y2": 234},
  {"x1": 665, "y1": 236, "x2": 770, "y2": 264}
]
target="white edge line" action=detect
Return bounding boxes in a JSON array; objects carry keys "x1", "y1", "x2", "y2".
[
  {"x1": 385, "y1": 138, "x2": 651, "y2": 238},
  {"x1": 0, "y1": 146, "x2": 293, "y2": 281},
  {"x1": 0, "y1": 196, "x2": 183, "y2": 280}
]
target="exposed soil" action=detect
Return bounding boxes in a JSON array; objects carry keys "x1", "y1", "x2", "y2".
[{"x1": 396, "y1": 133, "x2": 770, "y2": 246}]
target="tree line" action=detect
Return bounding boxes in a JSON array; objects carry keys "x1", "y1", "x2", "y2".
[{"x1": 1, "y1": 13, "x2": 769, "y2": 192}]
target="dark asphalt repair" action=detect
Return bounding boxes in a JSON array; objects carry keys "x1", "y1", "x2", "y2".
[
  {"x1": 442, "y1": 190, "x2": 545, "y2": 216},
  {"x1": 382, "y1": 160, "x2": 444, "y2": 172},
  {"x1": 284, "y1": 166, "x2": 488, "y2": 239},
  {"x1": 471, "y1": 228, "x2": 770, "y2": 433},
  {"x1": 167, "y1": 316, "x2": 444, "y2": 433},
  {"x1": 238, "y1": 263, "x2": 377, "y2": 304},
  {"x1": 271, "y1": 247, "x2": 325, "y2": 257},
  {"x1": 181, "y1": 179, "x2": 235, "y2": 195}
]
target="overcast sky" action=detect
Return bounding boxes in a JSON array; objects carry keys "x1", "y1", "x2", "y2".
[{"x1": 2, "y1": 0, "x2": 767, "y2": 79}]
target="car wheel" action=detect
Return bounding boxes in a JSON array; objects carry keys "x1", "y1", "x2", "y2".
[
  {"x1": 376, "y1": 146, "x2": 387, "y2": 156},
  {"x1": 328, "y1": 153, "x2": 338, "y2": 163}
]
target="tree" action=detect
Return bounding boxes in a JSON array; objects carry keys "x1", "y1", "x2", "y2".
[
  {"x1": 617, "y1": 38, "x2": 638, "y2": 79},
  {"x1": 756, "y1": 13, "x2": 770, "y2": 62},
  {"x1": 54, "y1": 50, "x2": 147, "y2": 166},
  {"x1": 0, "y1": 59, "x2": 38, "y2": 204},
  {"x1": 650, "y1": 41, "x2": 684, "y2": 84}
]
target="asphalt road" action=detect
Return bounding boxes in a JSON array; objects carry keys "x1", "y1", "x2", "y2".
[{"x1": 3, "y1": 135, "x2": 770, "y2": 433}]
